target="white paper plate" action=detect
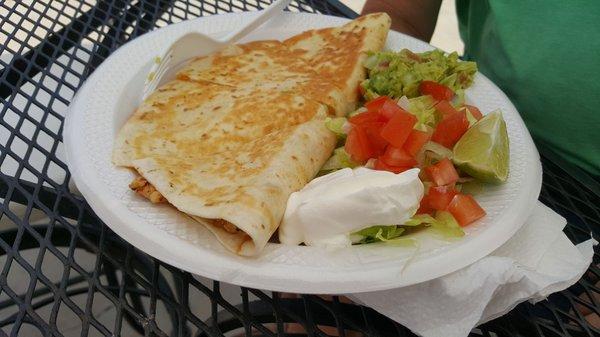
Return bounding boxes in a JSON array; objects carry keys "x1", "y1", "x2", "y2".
[{"x1": 64, "y1": 12, "x2": 542, "y2": 294}]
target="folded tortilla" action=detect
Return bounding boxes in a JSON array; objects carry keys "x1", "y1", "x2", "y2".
[
  {"x1": 112, "y1": 13, "x2": 391, "y2": 256},
  {"x1": 284, "y1": 13, "x2": 391, "y2": 106},
  {"x1": 177, "y1": 40, "x2": 352, "y2": 115},
  {"x1": 133, "y1": 120, "x2": 335, "y2": 255}
]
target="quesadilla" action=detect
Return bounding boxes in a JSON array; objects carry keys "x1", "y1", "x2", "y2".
[
  {"x1": 177, "y1": 40, "x2": 352, "y2": 116},
  {"x1": 284, "y1": 12, "x2": 390, "y2": 106},
  {"x1": 133, "y1": 119, "x2": 335, "y2": 255},
  {"x1": 113, "y1": 80, "x2": 330, "y2": 166},
  {"x1": 112, "y1": 13, "x2": 391, "y2": 256}
]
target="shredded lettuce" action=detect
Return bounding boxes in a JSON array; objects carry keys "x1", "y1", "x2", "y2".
[
  {"x1": 416, "y1": 141, "x2": 454, "y2": 167},
  {"x1": 319, "y1": 147, "x2": 359, "y2": 175},
  {"x1": 397, "y1": 95, "x2": 410, "y2": 110},
  {"x1": 352, "y1": 225, "x2": 416, "y2": 246},
  {"x1": 377, "y1": 237, "x2": 417, "y2": 247},
  {"x1": 452, "y1": 89, "x2": 466, "y2": 107},
  {"x1": 353, "y1": 225, "x2": 404, "y2": 243},
  {"x1": 348, "y1": 106, "x2": 368, "y2": 117},
  {"x1": 402, "y1": 212, "x2": 464, "y2": 239},
  {"x1": 439, "y1": 72, "x2": 457, "y2": 89},
  {"x1": 421, "y1": 141, "x2": 453, "y2": 159},
  {"x1": 351, "y1": 210, "x2": 463, "y2": 246},
  {"x1": 361, "y1": 49, "x2": 477, "y2": 99},
  {"x1": 403, "y1": 214, "x2": 436, "y2": 226},
  {"x1": 408, "y1": 95, "x2": 437, "y2": 128},
  {"x1": 325, "y1": 117, "x2": 348, "y2": 139},
  {"x1": 432, "y1": 211, "x2": 465, "y2": 238},
  {"x1": 462, "y1": 106, "x2": 479, "y2": 127}
]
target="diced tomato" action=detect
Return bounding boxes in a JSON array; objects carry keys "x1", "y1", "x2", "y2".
[
  {"x1": 403, "y1": 129, "x2": 432, "y2": 156},
  {"x1": 361, "y1": 121, "x2": 388, "y2": 156},
  {"x1": 447, "y1": 194, "x2": 486, "y2": 226},
  {"x1": 345, "y1": 125, "x2": 375, "y2": 163},
  {"x1": 379, "y1": 99, "x2": 405, "y2": 120},
  {"x1": 464, "y1": 105, "x2": 483, "y2": 120},
  {"x1": 425, "y1": 158, "x2": 459, "y2": 186},
  {"x1": 419, "y1": 81, "x2": 454, "y2": 101},
  {"x1": 374, "y1": 158, "x2": 411, "y2": 174},
  {"x1": 431, "y1": 111, "x2": 469, "y2": 148},
  {"x1": 435, "y1": 100, "x2": 460, "y2": 118},
  {"x1": 418, "y1": 169, "x2": 431, "y2": 183},
  {"x1": 425, "y1": 185, "x2": 458, "y2": 210},
  {"x1": 380, "y1": 111, "x2": 417, "y2": 148},
  {"x1": 365, "y1": 96, "x2": 390, "y2": 113},
  {"x1": 348, "y1": 111, "x2": 385, "y2": 125},
  {"x1": 417, "y1": 199, "x2": 434, "y2": 215},
  {"x1": 381, "y1": 146, "x2": 417, "y2": 167}
]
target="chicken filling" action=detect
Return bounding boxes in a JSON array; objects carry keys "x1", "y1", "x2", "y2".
[{"x1": 129, "y1": 176, "x2": 241, "y2": 234}]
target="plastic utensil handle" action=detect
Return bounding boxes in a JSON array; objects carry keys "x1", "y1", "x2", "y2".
[{"x1": 222, "y1": 0, "x2": 293, "y2": 44}]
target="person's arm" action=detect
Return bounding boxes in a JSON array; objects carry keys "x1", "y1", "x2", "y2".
[{"x1": 362, "y1": 0, "x2": 442, "y2": 42}]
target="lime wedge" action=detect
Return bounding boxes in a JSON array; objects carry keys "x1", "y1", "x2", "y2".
[{"x1": 452, "y1": 110, "x2": 509, "y2": 183}]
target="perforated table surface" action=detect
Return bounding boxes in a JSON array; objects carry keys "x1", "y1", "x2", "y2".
[{"x1": 0, "y1": 1, "x2": 598, "y2": 336}]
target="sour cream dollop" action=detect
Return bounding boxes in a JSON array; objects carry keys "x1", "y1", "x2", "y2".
[{"x1": 279, "y1": 167, "x2": 424, "y2": 248}]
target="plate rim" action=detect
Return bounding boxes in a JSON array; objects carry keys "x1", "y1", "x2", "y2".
[{"x1": 64, "y1": 11, "x2": 543, "y2": 293}]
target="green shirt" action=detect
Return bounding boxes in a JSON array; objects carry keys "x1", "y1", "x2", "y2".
[{"x1": 456, "y1": 0, "x2": 600, "y2": 176}]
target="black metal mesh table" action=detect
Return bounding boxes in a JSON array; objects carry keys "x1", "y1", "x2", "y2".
[{"x1": 0, "y1": 1, "x2": 598, "y2": 336}]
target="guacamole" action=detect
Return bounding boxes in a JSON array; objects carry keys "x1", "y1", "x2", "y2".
[{"x1": 361, "y1": 49, "x2": 477, "y2": 100}]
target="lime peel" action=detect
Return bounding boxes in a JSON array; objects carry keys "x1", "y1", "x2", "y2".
[{"x1": 452, "y1": 110, "x2": 509, "y2": 183}]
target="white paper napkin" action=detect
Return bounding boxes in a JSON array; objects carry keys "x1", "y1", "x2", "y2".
[{"x1": 349, "y1": 202, "x2": 597, "y2": 337}]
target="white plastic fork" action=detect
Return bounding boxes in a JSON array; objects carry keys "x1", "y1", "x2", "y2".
[{"x1": 142, "y1": 0, "x2": 293, "y2": 100}]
